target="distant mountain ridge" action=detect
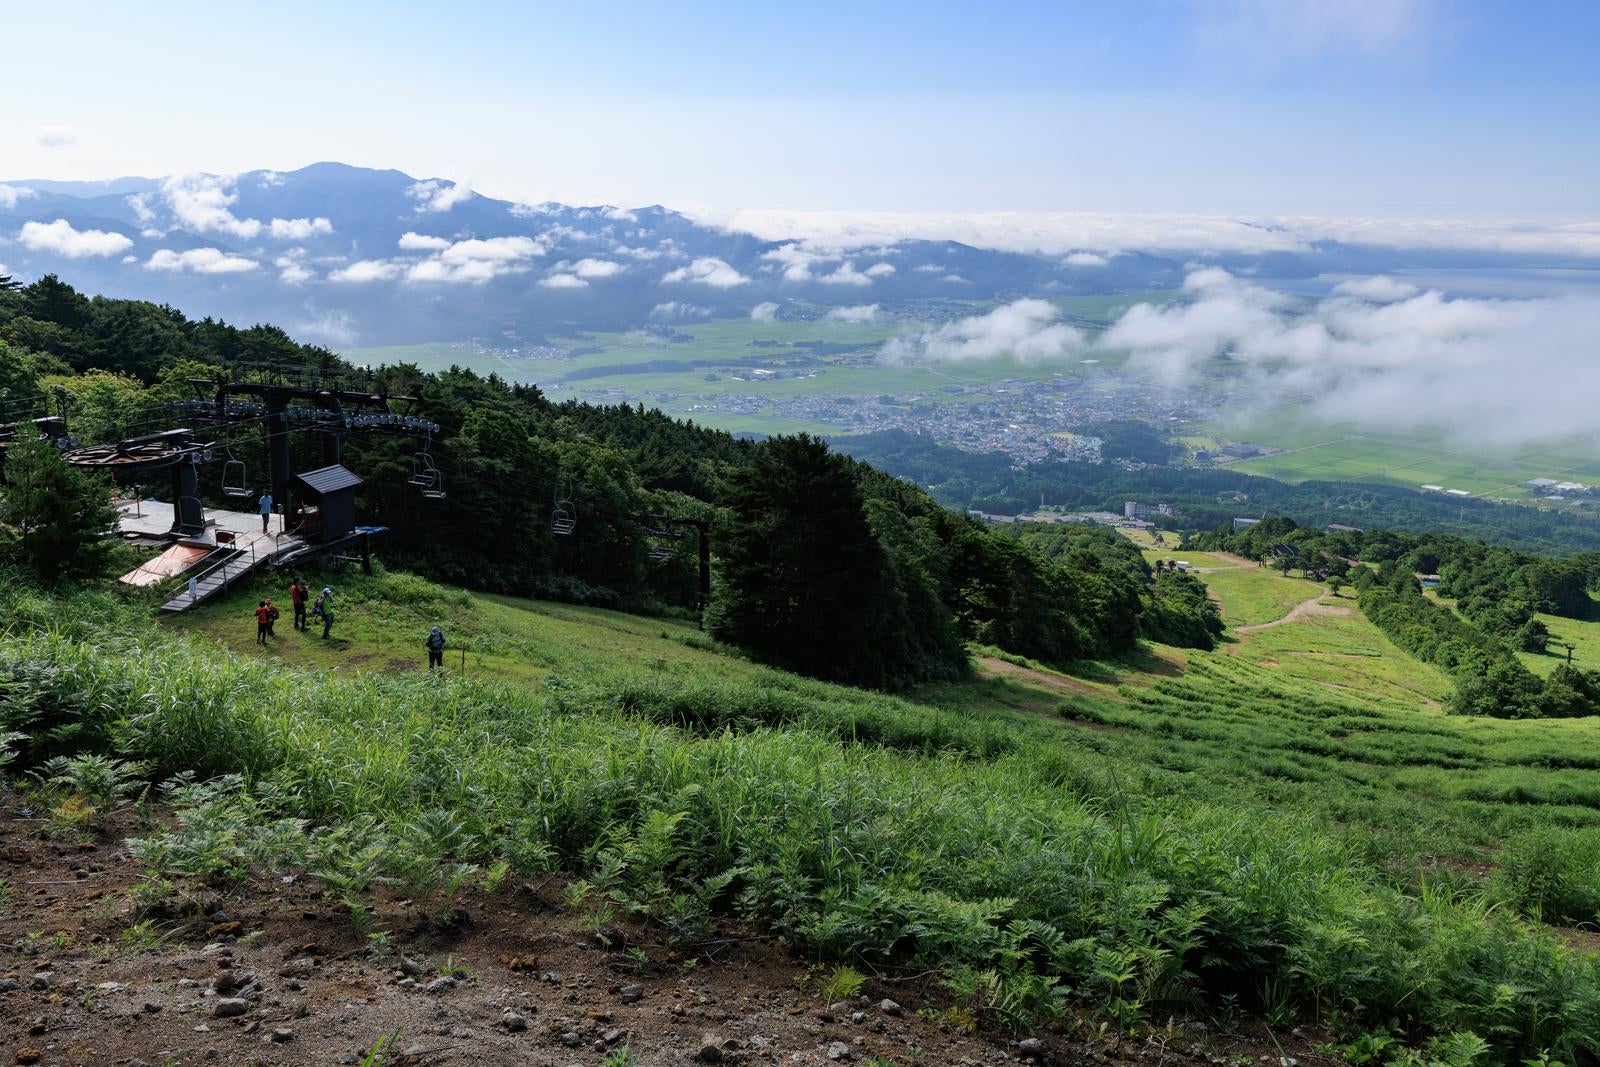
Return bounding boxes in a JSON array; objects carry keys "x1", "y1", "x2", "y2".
[{"x1": 0, "y1": 162, "x2": 1577, "y2": 348}]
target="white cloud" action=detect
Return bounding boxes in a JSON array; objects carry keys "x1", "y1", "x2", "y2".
[
  {"x1": 404, "y1": 259, "x2": 473, "y2": 283},
  {"x1": 710, "y1": 208, "x2": 1600, "y2": 259},
  {"x1": 661, "y1": 257, "x2": 749, "y2": 288},
  {"x1": 147, "y1": 247, "x2": 258, "y2": 274},
  {"x1": 864, "y1": 262, "x2": 896, "y2": 277},
  {"x1": 258, "y1": 171, "x2": 285, "y2": 188},
  {"x1": 399, "y1": 235, "x2": 545, "y2": 283},
  {"x1": 268, "y1": 216, "x2": 333, "y2": 240},
  {"x1": 274, "y1": 253, "x2": 313, "y2": 284},
  {"x1": 913, "y1": 263, "x2": 945, "y2": 273},
  {"x1": 942, "y1": 274, "x2": 970, "y2": 284},
  {"x1": 407, "y1": 179, "x2": 472, "y2": 213},
  {"x1": 161, "y1": 173, "x2": 263, "y2": 239},
  {"x1": 1065, "y1": 252, "x2": 1109, "y2": 267},
  {"x1": 1104, "y1": 268, "x2": 1600, "y2": 445},
  {"x1": 613, "y1": 244, "x2": 666, "y2": 260},
  {"x1": 1331, "y1": 275, "x2": 1420, "y2": 302},
  {"x1": 817, "y1": 260, "x2": 875, "y2": 286},
  {"x1": 294, "y1": 308, "x2": 358, "y2": 346},
  {"x1": 602, "y1": 206, "x2": 638, "y2": 222},
  {"x1": 0, "y1": 185, "x2": 36, "y2": 210},
  {"x1": 750, "y1": 301, "x2": 780, "y2": 322},
  {"x1": 539, "y1": 272, "x2": 588, "y2": 289},
  {"x1": 826, "y1": 304, "x2": 879, "y2": 323},
  {"x1": 33, "y1": 125, "x2": 76, "y2": 149},
  {"x1": 884, "y1": 299, "x2": 1085, "y2": 363},
  {"x1": 329, "y1": 259, "x2": 404, "y2": 283},
  {"x1": 439, "y1": 236, "x2": 543, "y2": 264},
  {"x1": 762, "y1": 243, "x2": 828, "y2": 282},
  {"x1": 398, "y1": 232, "x2": 451, "y2": 251},
  {"x1": 18, "y1": 219, "x2": 133, "y2": 258},
  {"x1": 125, "y1": 193, "x2": 155, "y2": 224},
  {"x1": 539, "y1": 223, "x2": 603, "y2": 243},
  {"x1": 650, "y1": 301, "x2": 711, "y2": 321},
  {"x1": 570, "y1": 257, "x2": 623, "y2": 279}
]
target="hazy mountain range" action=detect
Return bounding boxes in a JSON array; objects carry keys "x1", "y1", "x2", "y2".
[{"x1": 1, "y1": 163, "x2": 1593, "y2": 350}]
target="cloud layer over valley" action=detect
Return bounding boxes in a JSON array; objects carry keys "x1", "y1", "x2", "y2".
[{"x1": 0, "y1": 161, "x2": 1596, "y2": 453}]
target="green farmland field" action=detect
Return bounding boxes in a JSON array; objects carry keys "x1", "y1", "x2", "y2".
[
  {"x1": 340, "y1": 298, "x2": 1158, "y2": 431},
  {"x1": 1204, "y1": 413, "x2": 1600, "y2": 500}
]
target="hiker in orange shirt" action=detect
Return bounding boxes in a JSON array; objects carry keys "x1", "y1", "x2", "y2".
[{"x1": 255, "y1": 600, "x2": 271, "y2": 645}]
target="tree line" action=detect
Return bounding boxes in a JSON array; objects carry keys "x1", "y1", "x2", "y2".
[
  {"x1": 835, "y1": 429, "x2": 1600, "y2": 555},
  {"x1": 0, "y1": 273, "x2": 1218, "y2": 689}
]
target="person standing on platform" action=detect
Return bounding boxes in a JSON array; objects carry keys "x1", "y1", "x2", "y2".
[{"x1": 258, "y1": 490, "x2": 274, "y2": 533}]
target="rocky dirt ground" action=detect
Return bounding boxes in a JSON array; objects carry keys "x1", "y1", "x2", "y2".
[{"x1": 0, "y1": 800, "x2": 1339, "y2": 1067}]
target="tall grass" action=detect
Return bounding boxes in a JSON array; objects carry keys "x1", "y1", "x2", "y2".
[{"x1": 1, "y1": 577, "x2": 1598, "y2": 1059}]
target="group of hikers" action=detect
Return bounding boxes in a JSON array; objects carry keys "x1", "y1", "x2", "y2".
[
  {"x1": 252, "y1": 576, "x2": 449, "y2": 669},
  {"x1": 254, "y1": 576, "x2": 335, "y2": 644}
]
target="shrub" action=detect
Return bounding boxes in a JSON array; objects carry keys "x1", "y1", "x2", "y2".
[{"x1": 1495, "y1": 826, "x2": 1600, "y2": 925}]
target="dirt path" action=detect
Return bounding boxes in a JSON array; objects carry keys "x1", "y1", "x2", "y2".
[
  {"x1": 976, "y1": 656, "x2": 1105, "y2": 696},
  {"x1": 1233, "y1": 596, "x2": 1353, "y2": 634}
]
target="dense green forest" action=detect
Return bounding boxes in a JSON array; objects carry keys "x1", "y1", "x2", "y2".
[
  {"x1": 0, "y1": 273, "x2": 1222, "y2": 688},
  {"x1": 836, "y1": 429, "x2": 1600, "y2": 555}
]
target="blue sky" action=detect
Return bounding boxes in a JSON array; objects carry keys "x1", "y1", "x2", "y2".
[{"x1": 4, "y1": 1, "x2": 1597, "y2": 217}]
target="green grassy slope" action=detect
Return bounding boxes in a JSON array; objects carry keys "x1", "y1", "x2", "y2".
[{"x1": 7, "y1": 555, "x2": 1600, "y2": 1055}]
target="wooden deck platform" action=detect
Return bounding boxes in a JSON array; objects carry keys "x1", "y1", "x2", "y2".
[
  {"x1": 115, "y1": 499, "x2": 308, "y2": 612},
  {"x1": 115, "y1": 498, "x2": 287, "y2": 549}
]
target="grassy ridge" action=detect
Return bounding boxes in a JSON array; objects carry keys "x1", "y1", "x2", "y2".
[{"x1": 3, "y1": 570, "x2": 1600, "y2": 1058}]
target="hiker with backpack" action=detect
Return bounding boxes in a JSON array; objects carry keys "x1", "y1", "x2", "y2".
[
  {"x1": 426, "y1": 626, "x2": 446, "y2": 670},
  {"x1": 312, "y1": 586, "x2": 335, "y2": 639}
]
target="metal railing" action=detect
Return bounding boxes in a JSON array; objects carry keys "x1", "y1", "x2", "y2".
[{"x1": 166, "y1": 545, "x2": 247, "y2": 605}]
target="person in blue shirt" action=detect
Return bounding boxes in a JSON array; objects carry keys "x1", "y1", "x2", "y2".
[{"x1": 258, "y1": 491, "x2": 274, "y2": 532}]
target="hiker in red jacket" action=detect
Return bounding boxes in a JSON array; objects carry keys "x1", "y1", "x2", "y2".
[
  {"x1": 255, "y1": 600, "x2": 271, "y2": 645},
  {"x1": 289, "y1": 577, "x2": 308, "y2": 631}
]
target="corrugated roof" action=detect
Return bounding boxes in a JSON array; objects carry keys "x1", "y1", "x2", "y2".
[{"x1": 292, "y1": 464, "x2": 363, "y2": 495}]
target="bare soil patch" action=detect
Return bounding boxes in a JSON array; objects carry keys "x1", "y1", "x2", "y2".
[
  {"x1": 1233, "y1": 597, "x2": 1353, "y2": 635},
  {"x1": 0, "y1": 800, "x2": 1340, "y2": 1067},
  {"x1": 975, "y1": 658, "x2": 1104, "y2": 698}
]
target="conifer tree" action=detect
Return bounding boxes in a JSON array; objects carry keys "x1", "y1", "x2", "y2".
[
  {"x1": 711, "y1": 434, "x2": 947, "y2": 687},
  {"x1": 0, "y1": 434, "x2": 118, "y2": 581}
]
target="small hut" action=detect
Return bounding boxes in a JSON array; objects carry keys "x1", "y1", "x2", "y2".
[{"x1": 290, "y1": 464, "x2": 363, "y2": 544}]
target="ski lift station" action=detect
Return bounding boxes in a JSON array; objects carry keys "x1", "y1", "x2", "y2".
[{"x1": 45, "y1": 363, "x2": 442, "y2": 613}]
